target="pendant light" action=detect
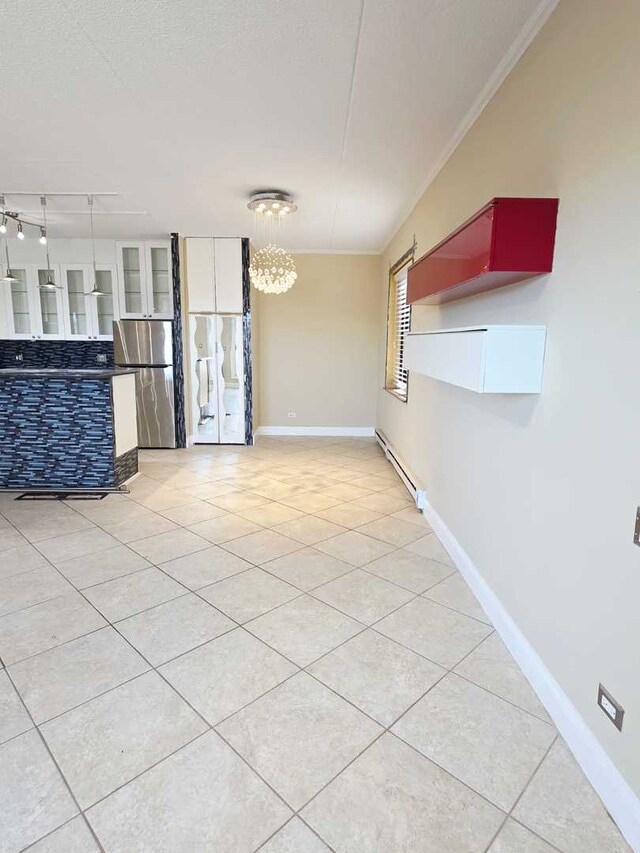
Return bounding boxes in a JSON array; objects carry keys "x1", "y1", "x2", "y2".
[
  {"x1": 247, "y1": 190, "x2": 298, "y2": 294},
  {"x1": 87, "y1": 195, "x2": 106, "y2": 297},
  {"x1": 38, "y1": 196, "x2": 61, "y2": 290},
  {"x1": 1, "y1": 240, "x2": 18, "y2": 284}
]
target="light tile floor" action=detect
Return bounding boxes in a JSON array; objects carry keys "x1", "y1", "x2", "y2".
[{"x1": 0, "y1": 437, "x2": 630, "y2": 852}]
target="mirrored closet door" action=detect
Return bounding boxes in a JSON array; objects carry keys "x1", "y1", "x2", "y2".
[{"x1": 190, "y1": 314, "x2": 245, "y2": 445}]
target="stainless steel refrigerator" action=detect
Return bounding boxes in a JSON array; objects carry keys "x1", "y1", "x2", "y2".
[{"x1": 113, "y1": 320, "x2": 176, "y2": 448}]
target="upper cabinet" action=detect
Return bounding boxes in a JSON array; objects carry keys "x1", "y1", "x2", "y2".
[
  {"x1": 0, "y1": 239, "x2": 173, "y2": 340},
  {"x1": 185, "y1": 237, "x2": 243, "y2": 314},
  {"x1": 61, "y1": 264, "x2": 119, "y2": 340},
  {"x1": 116, "y1": 241, "x2": 173, "y2": 320},
  {"x1": 407, "y1": 198, "x2": 559, "y2": 305},
  {"x1": 3, "y1": 265, "x2": 66, "y2": 340}
]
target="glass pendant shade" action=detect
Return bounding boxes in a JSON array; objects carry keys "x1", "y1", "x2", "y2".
[{"x1": 249, "y1": 244, "x2": 297, "y2": 294}]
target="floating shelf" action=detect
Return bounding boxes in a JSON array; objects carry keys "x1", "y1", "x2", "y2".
[
  {"x1": 407, "y1": 197, "x2": 559, "y2": 305},
  {"x1": 404, "y1": 325, "x2": 547, "y2": 394}
]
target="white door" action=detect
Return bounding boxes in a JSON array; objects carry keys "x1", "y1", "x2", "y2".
[
  {"x1": 214, "y1": 239, "x2": 243, "y2": 313},
  {"x1": 145, "y1": 242, "x2": 173, "y2": 319},
  {"x1": 90, "y1": 265, "x2": 119, "y2": 340},
  {"x1": 33, "y1": 265, "x2": 65, "y2": 340},
  {"x1": 4, "y1": 267, "x2": 37, "y2": 339},
  {"x1": 116, "y1": 242, "x2": 149, "y2": 318},
  {"x1": 61, "y1": 265, "x2": 92, "y2": 340}
]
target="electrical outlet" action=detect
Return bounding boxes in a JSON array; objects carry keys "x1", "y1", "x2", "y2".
[
  {"x1": 634, "y1": 507, "x2": 640, "y2": 546},
  {"x1": 597, "y1": 683, "x2": 624, "y2": 731},
  {"x1": 287, "y1": 412, "x2": 296, "y2": 418},
  {"x1": 96, "y1": 353, "x2": 107, "y2": 364},
  {"x1": 15, "y1": 353, "x2": 23, "y2": 362}
]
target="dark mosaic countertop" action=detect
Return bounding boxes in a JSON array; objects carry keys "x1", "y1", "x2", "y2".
[{"x1": 0, "y1": 368, "x2": 138, "y2": 379}]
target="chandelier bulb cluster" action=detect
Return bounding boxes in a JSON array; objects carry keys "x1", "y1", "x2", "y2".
[
  {"x1": 249, "y1": 244, "x2": 297, "y2": 295},
  {"x1": 248, "y1": 191, "x2": 297, "y2": 218}
]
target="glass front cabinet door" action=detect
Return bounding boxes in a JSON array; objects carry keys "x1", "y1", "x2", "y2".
[
  {"x1": 116, "y1": 241, "x2": 173, "y2": 319},
  {"x1": 4, "y1": 268, "x2": 35, "y2": 339},
  {"x1": 146, "y1": 242, "x2": 173, "y2": 318},
  {"x1": 36, "y1": 266, "x2": 65, "y2": 339},
  {"x1": 91, "y1": 266, "x2": 119, "y2": 339},
  {"x1": 62, "y1": 264, "x2": 119, "y2": 340},
  {"x1": 116, "y1": 242, "x2": 147, "y2": 318},
  {"x1": 62, "y1": 265, "x2": 91, "y2": 339}
]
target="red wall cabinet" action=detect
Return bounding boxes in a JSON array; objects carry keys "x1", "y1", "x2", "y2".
[{"x1": 407, "y1": 197, "x2": 559, "y2": 305}]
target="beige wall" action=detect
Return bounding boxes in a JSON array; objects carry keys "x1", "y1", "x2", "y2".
[
  {"x1": 377, "y1": 0, "x2": 640, "y2": 799},
  {"x1": 256, "y1": 253, "x2": 380, "y2": 428}
]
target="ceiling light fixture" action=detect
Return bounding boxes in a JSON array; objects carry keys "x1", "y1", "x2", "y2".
[
  {"x1": 0, "y1": 216, "x2": 6, "y2": 235},
  {"x1": 87, "y1": 195, "x2": 106, "y2": 297},
  {"x1": 1, "y1": 241, "x2": 18, "y2": 284},
  {"x1": 248, "y1": 191, "x2": 297, "y2": 217},
  {"x1": 16, "y1": 221, "x2": 25, "y2": 240},
  {"x1": 38, "y1": 196, "x2": 61, "y2": 290},
  {"x1": 247, "y1": 190, "x2": 298, "y2": 295},
  {"x1": 249, "y1": 244, "x2": 297, "y2": 295},
  {"x1": 39, "y1": 227, "x2": 47, "y2": 245}
]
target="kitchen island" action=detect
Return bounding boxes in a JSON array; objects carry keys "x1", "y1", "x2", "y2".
[{"x1": 0, "y1": 368, "x2": 139, "y2": 491}]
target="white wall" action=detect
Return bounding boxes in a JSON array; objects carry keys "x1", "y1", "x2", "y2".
[
  {"x1": 256, "y1": 253, "x2": 380, "y2": 429},
  {"x1": 377, "y1": 0, "x2": 640, "y2": 801}
]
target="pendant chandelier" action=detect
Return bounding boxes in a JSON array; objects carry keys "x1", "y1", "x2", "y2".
[
  {"x1": 249, "y1": 244, "x2": 297, "y2": 294},
  {"x1": 247, "y1": 191, "x2": 297, "y2": 295}
]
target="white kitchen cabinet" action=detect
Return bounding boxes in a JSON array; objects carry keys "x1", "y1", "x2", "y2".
[
  {"x1": 4, "y1": 267, "x2": 35, "y2": 339},
  {"x1": 214, "y1": 238, "x2": 243, "y2": 313},
  {"x1": 145, "y1": 242, "x2": 173, "y2": 318},
  {"x1": 61, "y1": 264, "x2": 120, "y2": 340},
  {"x1": 404, "y1": 326, "x2": 547, "y2": 394},
  {"x1": 3, "y1": 265, "x2": 65, "y2": 340},
  {"x1": 185, "y1": 238, "x2": 216, "y2": 313},
  {"x1": 92, "y1": 266, "x2": 119, "y2": 339},
  {"x1": 185, "y1": 237, "x2": 243, "y2": 314},
  {"x1": 116, "y1": 241, "x2": 173, "y2": 320}
]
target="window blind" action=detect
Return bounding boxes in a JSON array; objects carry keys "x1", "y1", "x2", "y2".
[{"x1": 387, "y1": 269, "x2": 411, "y2": 399}]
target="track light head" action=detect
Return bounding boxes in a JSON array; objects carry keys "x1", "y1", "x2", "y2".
[
  {"x1": 17, "y1": 222, "x2": 25, "y2": 240},
  {"x1": 39, "y1": 227, "x2": 47, "y2": 245}
]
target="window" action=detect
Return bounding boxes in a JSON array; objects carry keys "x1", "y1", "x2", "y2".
[{"x1": 385, "y1": 264, "x2": 412, "y2": 401}]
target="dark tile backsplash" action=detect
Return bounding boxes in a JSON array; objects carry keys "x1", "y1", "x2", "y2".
[{"x1": 0, "y1": 340, "x2": 114, "y2": 369}]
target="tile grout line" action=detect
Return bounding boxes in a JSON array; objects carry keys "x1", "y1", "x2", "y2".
[
  {"x1": 0, "y1": 442, "x2": 568, "y2": 851},
  {"x1": 2, "y1": 658, "x2": 107, "y2": 853}
]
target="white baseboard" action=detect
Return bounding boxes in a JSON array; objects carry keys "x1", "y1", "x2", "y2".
[
  {"x1": 254, "y1": 426, "x2": 375, "y2": 437},
  {"x1": 423, "y1": 497, "x2": 640, "y2": 850}
]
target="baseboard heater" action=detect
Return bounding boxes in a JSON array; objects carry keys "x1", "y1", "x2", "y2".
[{"x1": 375, "y1": 429, "x2": 427, "y2": 510}]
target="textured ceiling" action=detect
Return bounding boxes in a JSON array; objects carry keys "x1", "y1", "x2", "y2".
[{"x1": 0, "y1": 0, "x2": 554, "y2": 250}]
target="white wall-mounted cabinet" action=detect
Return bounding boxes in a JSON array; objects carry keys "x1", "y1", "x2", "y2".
[
  {"x1": 404, "y1": 325, "x2": 547, "y2": 394},
  {"x1": 185, "y1": 237, "x2": 243, "y2": 314},
  {"x1": 214, "y1": 239, "x2": 243, "y2": 313},
  {"x1": 3, "y1": 264, "x2": 66, "y2": 340},
  {"x1": 116, "y1": 241, "x2": 173, "y2": 320},
  {"x1": 61, "y1": 264, "x2": 119, "y2": 340},
  {"x1": 1, "y1": 238, "x2": 172, "y2": 339}
]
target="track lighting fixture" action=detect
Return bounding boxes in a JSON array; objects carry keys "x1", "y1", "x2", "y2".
[
  {"x1": 0, "y1": 216, "x2": 6, "y2": 235},
  {"x1": 17, "y1": 222, "x2": 25, "y2": 240},
  {"x1": 39, "y1": 227, "x2": 47, "y2": 245}
]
